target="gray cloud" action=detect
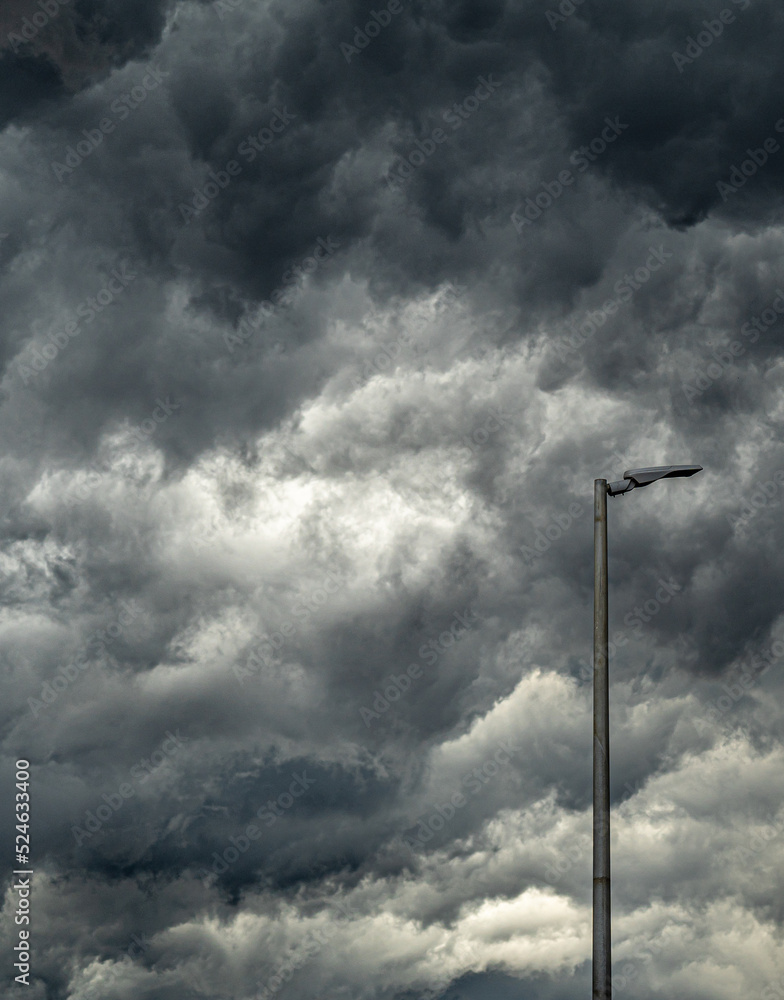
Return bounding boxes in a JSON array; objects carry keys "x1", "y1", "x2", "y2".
[{"x1": 2, "y1": 1, "x2": 784, "y2": 998}]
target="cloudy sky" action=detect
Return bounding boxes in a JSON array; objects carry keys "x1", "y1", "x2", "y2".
[{"x1": 2, "y1": 0, "x2": 784, "y2": 997}]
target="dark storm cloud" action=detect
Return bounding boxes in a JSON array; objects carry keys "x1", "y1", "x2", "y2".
[
  {"x1": 1, "y1": 0, "x2": 175, "y2": 107},
  {"x1": 501, "y1": 0, "x2": 784, "y2": 224},
  {"x1": 0, "y1": 51, "x2": 66, "y2": 125}
]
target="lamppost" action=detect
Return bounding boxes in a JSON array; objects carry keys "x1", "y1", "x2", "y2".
[{"x1": 592, "y1": 465, "x2": 702, "y2": 1000}]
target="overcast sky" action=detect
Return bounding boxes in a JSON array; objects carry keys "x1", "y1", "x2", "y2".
[{"x1": 2, "y1": 0, "x2": 784, "y2": 998}]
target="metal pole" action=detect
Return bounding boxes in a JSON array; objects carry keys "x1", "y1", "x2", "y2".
[{"x1": 593, "y1": 479, "x2": 611, "y2": 1000}]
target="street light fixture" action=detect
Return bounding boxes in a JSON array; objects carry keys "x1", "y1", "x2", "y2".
[
  {"x1": 607, "y1": 465, "x2": 704, "y2": 497},
  {"x1": 592, "y1": 464, "x2": 702, "y2": 1000}
]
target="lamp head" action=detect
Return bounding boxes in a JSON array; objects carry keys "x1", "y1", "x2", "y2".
[{"x1": 607, "y1": 465, "x2": 702, "y2": 497}]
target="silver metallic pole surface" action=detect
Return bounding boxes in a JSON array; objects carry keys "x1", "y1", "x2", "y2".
[{"x1": 593, "y1": 479, "x2": 611, "y2": 1000}]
